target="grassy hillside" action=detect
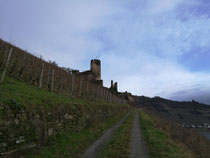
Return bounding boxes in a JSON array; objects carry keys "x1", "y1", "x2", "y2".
[
  {"x1": 0, "y1": 76, "x2": 129, "y2": 157},
  {"x1": 0, "y1": 39, "x2": 126, "y2": 105},
  {"x1": 138, "y1": 109, "x2": 210, "y2": 158}
]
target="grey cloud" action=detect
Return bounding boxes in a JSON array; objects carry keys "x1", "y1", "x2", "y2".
[
  {"x1": 1, "y1": 0, "x2": 210, "y2": 102},
  {"x1": 169, "y1": 88, "x2": 210, "y2": 105}
]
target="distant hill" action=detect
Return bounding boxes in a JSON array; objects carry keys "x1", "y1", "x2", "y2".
[{"x1": 134, "y1": 96, "x2": 210, "y2": 125}]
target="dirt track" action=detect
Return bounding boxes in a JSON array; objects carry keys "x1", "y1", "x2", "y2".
[
  {"x1": 130, "y1": 111, "x2": 149, "y2": 158},
  {"x1": 80, "y1": 110, "x2": 149, "y2": 158},
  {"x1": 79, "y1": 113, "x2": 129, "y2": 158}
]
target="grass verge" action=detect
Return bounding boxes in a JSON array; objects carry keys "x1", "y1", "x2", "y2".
[
  {"x1": 97, "y1": 110, "x2": 135, "y2": 158},
  {"x1": 24, "y1": 112, "x2": 127, "y2": 158},
  {"x1": 138, "y1": 109, "x2": 195, "y2": 158}
]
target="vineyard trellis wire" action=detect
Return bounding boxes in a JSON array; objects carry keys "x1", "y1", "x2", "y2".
[{"x1": 0, "y1": 40, "x2": 128, "y2": 105}]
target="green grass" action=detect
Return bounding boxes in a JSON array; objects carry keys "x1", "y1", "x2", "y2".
[
  {"x1": 0, "y1": 76, "x2": 126, "y2": 109},
  {"x1": 24, "y1": 112, "x2": 126, "y2": 158},
  {"x1": 138, "y1": 110, "x2": 195, "y2": 158},
  {"x1": 0, "y1": 77, "x2": 69, "y2": 107},
  {"x1": 0, "y1": 75, "x2": 130, "y2": 157},
  {"x1": 98, "y1": 110, "x2": 135, "y2": 158}
]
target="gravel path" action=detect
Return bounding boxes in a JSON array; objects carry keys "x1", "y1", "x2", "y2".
[
  {"x1": 130, "y1": 110, "x2": 149, "y2": 158},
  {"x1": 79, "y1": 113, "x2": 129, "y2": 158}
]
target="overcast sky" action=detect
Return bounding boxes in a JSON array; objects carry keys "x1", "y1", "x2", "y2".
[{"x1": 1, "y1": 0, "x2": 210, "y2": 104}]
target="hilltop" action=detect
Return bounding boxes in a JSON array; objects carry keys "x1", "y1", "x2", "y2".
[{"x1": 134, "y1": 96, "x2": 210, "y2": 126}]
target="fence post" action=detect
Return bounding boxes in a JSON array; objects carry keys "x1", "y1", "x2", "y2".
[
  {"x1": 95, "y1": 86, "x2": 98, "y2": 99},
  {"x1": 47, "y1": 65, "x2": 50, "y2": 88},
  {"x1": 39, "y1": 63, "x2": 44, "y2": 88},
  {"x1": 97, "y1": 86, "x2": 100, "y2": 99},
  {"x1": 2, "y1": 46, "x2": 8, "y2": 66},
  {"x1": 106, "y1": 90, "x2": 108, "y2": 101},
  {"x1": 51, "y1": 69, "x2": 54, "y2": 91},
  {"x1": 102, "y1": 88, "x2": 104, "y2": 100},
  {"x1": 99, "y1": 87, "x2": 101, "y2": 100},
  {"x1": 79, "y1": 77, "x2": 83, "y2": 97},
  {"x1": 71, "y1": 74, "x2": 75, "y2": 95},
  {"x1": 113, "y1": 95, "x2": 115, "y2": 103},
  {"x1": 86, "y1": 81, "x2": 89, "y2": 96},
  {"x1": 100, "y1": 88, "x2": 103, "y2": 100},
  {"x1": 94, "y1": 85, "x2": 97, "y2": 98},
  {"x1": 104, "y1": 89, "x2": 106, "y2": 101},
  {"x1": 0, "y1": 48, "x2": 13, "y2": 83},
  {"x1": 103, "y1": 89, "x2": 105, "y2": 101},
  {"x1": 102, "y1": 89, "x2": 104, "y2": 101},
  {"x1": 93, "y1": 85, "x2": 96, "y2": 98}
]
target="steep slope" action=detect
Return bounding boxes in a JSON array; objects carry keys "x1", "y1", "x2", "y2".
[
  {"x1": 134, "y1": 96, "x2": 210, "y2": 125},
  {"x1": 0, "y1": 76, "x2": 129, "y2": 157}
]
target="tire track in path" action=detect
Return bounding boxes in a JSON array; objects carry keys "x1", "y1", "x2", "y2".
[
  {"x1": 79, "y1": 112, "x2": 129, "y2": 158},
  {"x1": 130, "y1": 110, "x2": 149, "y2": 158}
]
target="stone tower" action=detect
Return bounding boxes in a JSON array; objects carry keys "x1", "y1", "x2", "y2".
[{"x1": 91, "y1": 59, "x2": 101, "y2": 80}]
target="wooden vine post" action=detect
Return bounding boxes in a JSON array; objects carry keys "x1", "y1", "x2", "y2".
[
  {"x1": 86, "y1": 81, "x2": 89, "y2": 95},
  {"x1": 79, "y1": 77, "x2": 83, "y2": 97},
  {"x1": 71, "y1": 74, "x2": 75, "y2": 95},
  {"x1": 39, "y1": 63, "x2": 44, "y2": 88},
  {"x1": 0, "y1": 48, "x2": 13, "y2": 83},
  {"x1": 51, "y1": 69, "x2": 54, "y2": 91}
]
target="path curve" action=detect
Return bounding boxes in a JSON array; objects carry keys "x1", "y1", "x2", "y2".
[
  {"x1": 79, "y1": 112, "x2": 129, "y2": 158},
  {"x1": 130, "y1": 110, "x2": 149, "y2": 158}
]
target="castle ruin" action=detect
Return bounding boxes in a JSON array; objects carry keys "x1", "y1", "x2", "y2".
[
  {"x1": 74, "y1": 59, "x2": 103, "y2": 86},
  {"x1": 110, "y1": 80, "x2": 118, "y2": 93},
  {"x1": 70, "y1": 59, "x2": 133, "y2": 103}
]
